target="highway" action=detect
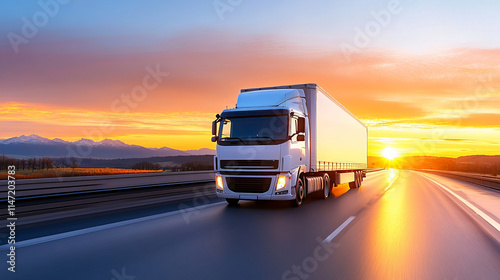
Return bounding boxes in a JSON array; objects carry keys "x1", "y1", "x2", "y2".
[{"x1": 2, "y1": 169, "x2": 500, "y2": 279}]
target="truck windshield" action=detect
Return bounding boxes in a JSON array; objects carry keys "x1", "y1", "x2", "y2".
[{"x1": 219, "y1": 115, "x2": 288, "y2": 144}]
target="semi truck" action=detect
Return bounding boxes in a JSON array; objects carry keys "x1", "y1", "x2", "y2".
[{"x1": 211, "y1": 83, "x2": 367, "y2": 206}]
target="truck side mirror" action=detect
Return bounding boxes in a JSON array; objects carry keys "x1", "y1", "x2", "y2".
[
  {"x1": 211, "y1": 136, "x2": 218, "y2": 142},
  {"x1": 212, "y1": 120, "x2": 218, "y2": 136},
  {"x1": 298, "y1": 117, "x2": 306, "y2": 133},
  {"x1": 297, "y1": 135, "x2": 305, "y2": 142}
]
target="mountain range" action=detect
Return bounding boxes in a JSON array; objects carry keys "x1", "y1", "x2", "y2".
[{"x1": 0, "y1": 135, "x2": 215, "y2": 159}]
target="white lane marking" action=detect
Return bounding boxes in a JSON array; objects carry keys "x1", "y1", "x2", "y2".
[
  {"x1": 0, "y1": 201, "x2": 226, "y2": 250},
  {"x1": 419, "y1": 173, "x2": 500, "y2": 232},
  {"x1": 324, "y1": 216, "x2": 356, "y2": 243}
]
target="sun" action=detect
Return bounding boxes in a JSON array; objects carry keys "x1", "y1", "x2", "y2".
[{"x1": 382, "y1": 147, "x2": 399, "y2": 160}]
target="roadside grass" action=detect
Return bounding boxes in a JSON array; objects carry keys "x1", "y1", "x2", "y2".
[{"x1": 1, "y1": 168, "x2": 163, "y2": 180}]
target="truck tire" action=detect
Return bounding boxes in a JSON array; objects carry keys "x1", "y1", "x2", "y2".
[
  {"x1": 349, "y1": 171, "x2": 362, "y2": 189},
  {"x1": 349, "y1": 181, "x2": 357, "y2": 189},
  {"x1": 349, "y1": 172, "x2": 359, "y2": 189},
  {"x1": 322, "y1": 174, "x2": 331, "y2": 199},
  {"x1": 293, "y1": 177, "x2": 305, "y2": 207},
  {"x1": 226, "y1": 198, "x2": 239, "y2": 206}
]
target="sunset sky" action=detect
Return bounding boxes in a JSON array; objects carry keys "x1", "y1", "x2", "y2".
[{"x1": 1, "y1": 0, "x2": 499, "y2": 157}]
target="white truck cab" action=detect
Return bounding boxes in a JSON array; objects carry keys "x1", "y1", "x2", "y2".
[{"x1": 212, "y1": 84, "x2": 367, "y2": 207}]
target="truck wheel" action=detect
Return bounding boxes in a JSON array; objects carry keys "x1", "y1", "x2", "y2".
[
  {"x1": 349, "y1": 181, "x2": 357, "y2": 189},
  {"x1": 357, "y1": 171, "x2": 362, "y2": 187},
  {"x1": 226, "y1": 198, "x2": 239, "y2": 206},
  {"x1": 322, "y1": 174, "x2": 331, "y2": 199},
  {"x1": 293, "y1": 178, "x2": 305, "y2": 207},
  {"x1": 349, "y1": 172, "x2": 361, "y2": 189},
  {"x1": 349, "y1": 172, "x2": 358, "y2": 189}
]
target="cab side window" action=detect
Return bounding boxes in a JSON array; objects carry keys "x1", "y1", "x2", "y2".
[{"x1": 290, "y1": 117, "x2": 299, "y2": 141}]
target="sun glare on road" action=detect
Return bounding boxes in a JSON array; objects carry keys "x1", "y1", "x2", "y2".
[{"x1": 382, "y1": 147, "x2": 399, "y2": 160}]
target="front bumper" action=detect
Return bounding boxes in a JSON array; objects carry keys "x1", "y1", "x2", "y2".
[{"x1": 215, "y1": 172, "x2": 295, "y2": 201}]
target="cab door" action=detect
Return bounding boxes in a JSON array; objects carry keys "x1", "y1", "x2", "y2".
[{"x1": 289, "y1": 116, "x2": 306, "y2": 170}]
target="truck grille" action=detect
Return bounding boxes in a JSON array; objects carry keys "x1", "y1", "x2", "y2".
[
  {"x1": 226, "y1": 177, "x2": 272, "y2": 193},
  {"x1": 220, "y1": 160, "x2": 279, "y2": 169}
]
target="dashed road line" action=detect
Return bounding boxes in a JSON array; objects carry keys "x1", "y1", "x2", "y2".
[{"x1": 324, "y1": 216, "x2": 356, "y2": 243}]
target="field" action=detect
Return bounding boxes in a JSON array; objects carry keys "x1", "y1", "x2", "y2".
[{"x1": 0, "y1": 168, "x2": 163, "y2": 180}]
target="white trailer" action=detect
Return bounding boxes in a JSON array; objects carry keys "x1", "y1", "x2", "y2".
[{"x1": 212, "y1": 83, "x2": 367, "y2": 206}]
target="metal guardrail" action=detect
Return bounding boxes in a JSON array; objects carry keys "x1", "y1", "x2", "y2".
[
  {"x1": 0, "y1": 179, "x2": 214, "y2": 203},
  {"x1": 317, "y1": 161, "x2": 367, "y2": 171},
  {"x1": 418, "y1": 169, "x2": 500, "y2": 191},
  {"x1": 1, "y1": 170, "x2": 216, "y2": 199},
  {"x1": 1, "y1": 171, "x2": 217, "y2": 224}
]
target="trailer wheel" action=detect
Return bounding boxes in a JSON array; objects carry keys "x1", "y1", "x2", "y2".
[
  {"x1": 293, "y1": 177, "x2": 305, "y2": 207},
  {"x1": 349, "y1": 172, "x2": 358, "y2": 189},
  {"x1": 357, "y1": 171, "x2": 363, "y2": 187},
  {"x1": 349, "y1": 171, "x2": 362, "y2": 189},
  {"x1": 322, "y1": 174, "x2": 331, "y2": 199},
  {"x1": 349, "y1": 181, "x2": 357, "y2": 189},
  {"x1": 226, "y1": 198, "x2": 239, "y2": 206}
]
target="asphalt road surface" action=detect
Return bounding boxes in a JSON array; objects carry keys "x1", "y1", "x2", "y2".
[{"x1": 2, "y1": 169, "x2": 499, "y2": 279}]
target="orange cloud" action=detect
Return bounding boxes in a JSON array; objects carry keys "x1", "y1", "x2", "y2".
[{"x1": 1, "y1": 32, "x2": 499, "y2": 156}]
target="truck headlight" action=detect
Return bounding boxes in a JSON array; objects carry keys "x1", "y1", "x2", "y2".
[
  {"x1": 276, "y1": 176, "x2": 287, "y2": 190},
  {"x1": 216, "y1": 176, "x2": 224, "y2": 190}
]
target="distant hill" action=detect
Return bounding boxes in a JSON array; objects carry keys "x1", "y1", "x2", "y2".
[
  {"x1": 455, "y1": 155, "x2": 500, "y2": 165},
  {"x1": 0, "y1": 134, "x2": 215, "y2": 159}
]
